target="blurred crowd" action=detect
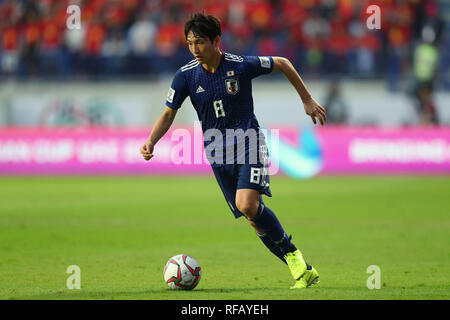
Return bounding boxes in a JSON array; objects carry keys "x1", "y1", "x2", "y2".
[{"x1": 0, "y1": 0, "x2": 447, "y2": 88}]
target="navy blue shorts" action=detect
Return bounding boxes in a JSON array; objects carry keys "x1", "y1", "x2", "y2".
[{"x1": 212, "y1": 163, "x2": 272, "y2": 219}]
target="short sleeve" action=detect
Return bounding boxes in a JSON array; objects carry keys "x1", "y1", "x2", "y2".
[
  {"x1": 244, "y1": 56, "x2": 274, "y2": 79},
  {"x1": 165, "y1": 69, "x2": 189, "y2": 110}
]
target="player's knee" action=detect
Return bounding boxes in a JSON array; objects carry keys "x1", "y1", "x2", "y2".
[{"x1": 236, "y1": 199, "x2": 259, "y2": 219}]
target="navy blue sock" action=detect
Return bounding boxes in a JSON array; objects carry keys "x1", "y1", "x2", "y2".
[
  {"x1": 256, "y1": 231, "x2": 287, "y2": 264},
  {"x1": 250, "y1": 203, "x2": 297, "y2": 255},
  {"x1": 256, "y1": 232, "x2": 312, "y2": 269}
]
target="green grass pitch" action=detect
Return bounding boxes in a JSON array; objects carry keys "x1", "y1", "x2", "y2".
[{"x1": 0, "y1": 175, "x2": 449, "y2": 300}]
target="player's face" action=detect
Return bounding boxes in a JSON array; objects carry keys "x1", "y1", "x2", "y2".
[{"x1": 186, "y1": 31, "x2": 219, "y2": 65}]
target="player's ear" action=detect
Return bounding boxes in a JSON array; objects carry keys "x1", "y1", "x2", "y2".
[{"x1": 213, "y1": 35, "x2": 221, "y2": 48}]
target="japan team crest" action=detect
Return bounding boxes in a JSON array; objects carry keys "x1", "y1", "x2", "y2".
[{"x1": 225, "y1": 78, "x2": 239, "y2": 95}]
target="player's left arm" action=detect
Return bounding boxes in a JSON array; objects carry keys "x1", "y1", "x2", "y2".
[{"x1": 272, "y1": 56, "x2": 327, "y2": 125}]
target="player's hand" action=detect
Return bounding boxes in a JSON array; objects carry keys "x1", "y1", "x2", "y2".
[
  {"x1": 303, "y1": 97, "x2": 327, "y2": 126},
  {"x1": 140, "y1": 140, "x2": 154, "y2": 161}
]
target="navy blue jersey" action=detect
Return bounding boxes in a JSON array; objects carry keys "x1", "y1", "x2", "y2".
[{"x1": 165, "y1": 52, "x2": 274, "y2": 167}]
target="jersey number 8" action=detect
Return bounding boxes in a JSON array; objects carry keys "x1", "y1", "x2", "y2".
[{"x1": 213, "y1": 100, "x2": 225, "y2": 118}]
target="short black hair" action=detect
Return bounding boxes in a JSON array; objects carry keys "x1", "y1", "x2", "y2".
[{"x1": 184, "y1": 13, "x2": 221, "y2": 42}]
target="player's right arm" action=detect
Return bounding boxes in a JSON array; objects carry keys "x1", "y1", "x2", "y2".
[
  {"x1": 140, "y1": 69, "x2": 189, "y2": 161},
  {"x1": 140, "y1": 107, "x2": 177, "y2": 161}
]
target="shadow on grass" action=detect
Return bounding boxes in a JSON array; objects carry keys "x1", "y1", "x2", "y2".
[{"x1": 9, "y1": 286, "x2": 292, "y2": 300}]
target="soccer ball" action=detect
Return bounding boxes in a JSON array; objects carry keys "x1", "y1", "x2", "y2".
[{"x1": 163, "y1": 254, "x2": 202, "y2": 290}]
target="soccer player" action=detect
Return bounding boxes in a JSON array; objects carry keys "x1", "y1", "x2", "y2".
[{"x1": 140, "y1": 13, "x2": 326, "y2": 289}]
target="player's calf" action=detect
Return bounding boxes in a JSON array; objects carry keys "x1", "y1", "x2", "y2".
[{"x1": 250, "y1": 220, "x2": 288, "y2": 264}]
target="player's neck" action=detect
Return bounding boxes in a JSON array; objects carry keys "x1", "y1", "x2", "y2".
[{"x1": 201, "y1": 50, "x2": 223, "y2": 74}]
